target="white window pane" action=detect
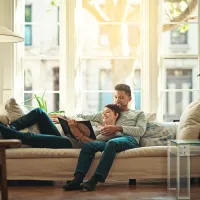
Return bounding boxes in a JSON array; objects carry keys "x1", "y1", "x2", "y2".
[
  {"x1": 80, "y1": 92, "x2": 114, "y2": 113},
  {"x1": 77, "y1": 2, "x2": 140, "y2": 57},
  {"x1": 80, "y1": 59, "x2": 140, "y2": 90},
  {"x1": 162, "y1": 24, "x2": 198, "y2": 55},
  {"x1": 163, "y1": 91, "x2": 198, "y2": 122},
  {"x1": 24, "y1": 59, "x2": 59, "y2": 91},
  {"x1": 168, "y1": 83, "x2": 176, "y2": 115},
  {"x1": 162, "y1": 59, "x2": 198, "y2": 90},
  {"x1": 24, "y1": 24, "x2": 60, "y2": 57},
  {"x1": 182, "y1": 83, "x2": 190, "y2": 111},
  {"x1": 77, "y1": 90, "x2": 141, "y2": 113},
  {"x1": 25, "y1": 0, "x2": 59, "y2": 23}
]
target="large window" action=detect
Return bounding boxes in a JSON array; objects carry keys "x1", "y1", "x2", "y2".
[
  {"x1": 23, "y1": 0, "x2": 60, "y2": 112},
  {"x1": 75, "y1": 0, "x2": 141, "y2": 113},
  {"x1": 160, "y1": 0, "x2": 199, "y2": 121},
  {"x1": 14, "y1": 0, "x2": 200, "y2": 120}
]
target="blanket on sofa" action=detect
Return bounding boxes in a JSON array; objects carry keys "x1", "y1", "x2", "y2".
[{"x1": 140, "y1": 122, "x2": 178, "y2": 147}]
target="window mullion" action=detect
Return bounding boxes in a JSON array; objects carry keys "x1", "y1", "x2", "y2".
[
  {"x1": 60, "y1": 0, "x2": 76, "y2": 115},
  {"x1": 141, "y1": 0, "x2": 159, "y2": 113}
]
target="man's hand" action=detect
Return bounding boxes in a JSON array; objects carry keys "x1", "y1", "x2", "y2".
[
  {"x1": 100, "y1": 125, "x2": 122, "y2": 136},
  {"x1": 67, "y1": 120, "x2": 78, "y2": 129}
]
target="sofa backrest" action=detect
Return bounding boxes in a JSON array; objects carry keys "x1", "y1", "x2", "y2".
[{"x1": 0, "y1": 104, "x2": 9, "y2": 125}]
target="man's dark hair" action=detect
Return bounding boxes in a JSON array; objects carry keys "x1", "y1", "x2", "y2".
[
  {"x1": 114, "y1": 84, "x2": 131, "y2": 97},
  {"x1": 104, "y1": 104, "x2": 122, "y2": 121}
]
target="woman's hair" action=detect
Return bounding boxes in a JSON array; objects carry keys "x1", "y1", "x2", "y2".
[{"x1": 104, "y1": 104, "x2": 122, "y2": 121}]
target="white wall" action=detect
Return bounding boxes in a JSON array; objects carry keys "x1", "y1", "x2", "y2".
[{"x1": 0, "y1": 0, "x2": 14, "y2": 103}]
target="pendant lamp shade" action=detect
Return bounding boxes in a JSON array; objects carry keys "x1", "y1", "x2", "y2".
[{"x1": 0, "y1": 26, "x2": 24, "y2": 43}]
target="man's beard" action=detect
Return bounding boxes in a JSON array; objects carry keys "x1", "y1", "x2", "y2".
[{"x1": 117, "y1": 104, "x2": 127, "y2": 110}]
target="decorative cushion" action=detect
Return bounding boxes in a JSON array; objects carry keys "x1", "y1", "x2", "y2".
[
  {"x1": 176, "y1": 101, "x2": 200, "y2": 139},
  {"x1": 4, "y1": 98, "x2": 40, "y2": 134},
  {"x1": 5, "y1": 98, "x2": 24, "y2": 123},
  {"x1": 140, "y1": 121, "x2": 177, "y2": 147}
]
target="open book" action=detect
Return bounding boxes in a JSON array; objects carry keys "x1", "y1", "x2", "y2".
[{"x1": 58, "y1": 117, "x2": 96, "y2": 141}]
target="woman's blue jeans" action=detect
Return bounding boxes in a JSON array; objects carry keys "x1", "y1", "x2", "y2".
[
  {"x1": 0, "y1": 108, "x2": 72, "y2": 149},
  {"x1": 75, "y1": 136, "x2": 138, "y2": 182}
]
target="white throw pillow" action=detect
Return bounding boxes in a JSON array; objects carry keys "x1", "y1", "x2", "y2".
[
  {"x1": 176, "y1": 101, "x2": 200, "y2": 139},
  {"x1": 4, "y1": 98, "x2": 40, "y2": 134},
  {"x1": 5, "y1": 98, "x2": 24, "y2": 123},
  {"x1": 140, "y1": 121, "x2": 177, "y2": 147}
]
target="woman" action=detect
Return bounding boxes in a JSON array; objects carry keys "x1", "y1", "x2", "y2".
[
  {"x1": 0, "y1": 108, "x2": 72, "y2": 148},
  {"x1": 67, "y1": 104, "x2": 122, "y2": 143}
]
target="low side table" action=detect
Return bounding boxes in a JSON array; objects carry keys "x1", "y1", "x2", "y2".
[
  {"x1": 0, "y1": 139, "x2": 21, "y2": 200},
  {"x1": 168, "y1": 139, "x2": 200, "y2": 200}
]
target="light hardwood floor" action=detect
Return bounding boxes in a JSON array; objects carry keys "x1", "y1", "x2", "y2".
[{"x1": 6, "y1": 181, "x2": 200, "y2": 200}]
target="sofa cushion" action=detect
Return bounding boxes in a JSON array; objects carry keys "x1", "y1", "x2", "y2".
[
  {"x1": 140, "y1": 122, "x2": 177, "y2": 147},
  {"x1": 6, "y1": 146, "x2": 168, "y2": 159},
  {"x1": 176, "y1": 101, "x2": 200, "y2": 139}
]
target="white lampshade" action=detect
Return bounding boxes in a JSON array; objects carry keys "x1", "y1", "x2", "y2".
[{"x1": 0, "y1": 26, "x2": 24, "y2": 43}]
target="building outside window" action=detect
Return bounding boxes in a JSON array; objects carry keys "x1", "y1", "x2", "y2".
[
  {"x1": 160, "y1": 0, "x2": 199, "y2": 121},
  {"x1": 25, "y1": 5, "x2": 32, "y2": 46},
  {"x1": 171, "y1": 29, "x2": 188, "y2": 45}
]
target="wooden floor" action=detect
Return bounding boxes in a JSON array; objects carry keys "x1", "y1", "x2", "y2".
[{"x1": 6, "y1": 181, "x2": 200, "y2": 200}]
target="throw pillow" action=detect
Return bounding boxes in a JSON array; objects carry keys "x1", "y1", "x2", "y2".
[
  {"x1": 5, "y1": 98, "x2": 40, "y2": 134},
  {"x1": 176, "y1": 101, "x2": 200, "y2": 139},
  {"x1": 5, "y1": 98, "x2": 24, "y2": 123}
]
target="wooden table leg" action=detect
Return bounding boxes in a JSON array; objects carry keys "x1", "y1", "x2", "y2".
[{"x1": 0, "y1": 148, "x2": 8, "y2": 200}]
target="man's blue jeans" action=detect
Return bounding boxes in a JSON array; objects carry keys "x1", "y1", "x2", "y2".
[
  {"x1": 0, "y1": 108, "x2": 72, "y2": 148},
  {"x1": 75, "y1": 136, "x2": 138, "y2": 182}
]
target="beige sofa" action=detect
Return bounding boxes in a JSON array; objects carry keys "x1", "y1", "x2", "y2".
[{"x1": 1, "y1": 102, "x2": 200, "y2": 182}]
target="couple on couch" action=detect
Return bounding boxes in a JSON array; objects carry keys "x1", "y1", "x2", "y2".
[{"x1": 0, "y1": 84, "x2": 147, "y2": 191}]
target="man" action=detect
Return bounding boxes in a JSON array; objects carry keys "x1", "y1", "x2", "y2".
[{"x1": 63, "y1": 83, "x2": 147, "y2": 191}]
